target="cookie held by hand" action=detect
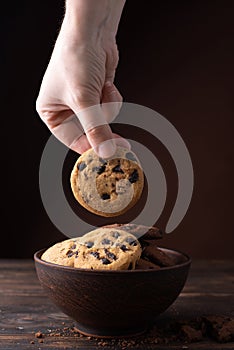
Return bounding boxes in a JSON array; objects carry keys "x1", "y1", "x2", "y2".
[{"x1": 70, "y1": 147, "x2": 144, "y2": 217}]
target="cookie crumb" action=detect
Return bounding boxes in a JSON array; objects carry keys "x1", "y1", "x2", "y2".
[
  {"x1": 35, "y1": 331, "x2": 43, "y2": 338},
  {"x1": 202, "y1": 315, "x2": 234, "y2": 342},
  {"x1": 181, "y1": 325, "x2": 203, "y2": 342}
]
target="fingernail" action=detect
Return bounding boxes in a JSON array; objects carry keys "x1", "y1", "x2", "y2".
[{"x1": 96, "y1": 139, "x2": 116, "y2": 158}]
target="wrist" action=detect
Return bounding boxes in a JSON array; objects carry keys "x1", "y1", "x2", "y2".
[{"x1": 63, "y1": 0, "x2": 125, "y2": 42}]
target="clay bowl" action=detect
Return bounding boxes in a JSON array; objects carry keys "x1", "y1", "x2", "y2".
[{"x1": 34, "y1": 247, "x2": 191, "y2": 337}]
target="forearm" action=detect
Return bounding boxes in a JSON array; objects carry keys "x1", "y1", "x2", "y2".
[{"x1": 63, "y1": 0, "x2": 126, "y2": 42}]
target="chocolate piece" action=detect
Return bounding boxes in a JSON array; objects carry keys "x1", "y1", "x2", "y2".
[
  {"x1": 125, "y1": 237, "x2": 138, "y2": 246},
  {"x1": 202, "y1": 316, "x2": 234, "y2": 342},
  {"x1": 120, "y1": 244, "x2": 129, "y2": 252},
  {"x1": 90, "y1": 251, "x2": 100, "y2": 259},
  {"x1": 77, "y1": 162, "x2": 86, "y2": 171},
  {"x1": 180, "y1": 325, "x2": 203, "y2": 342},
  {"x1": 112, "y1": 165, "x2": 124, "y2": 173},
  {"x1": 142, "y1": 246, "x2": 174, "y2": 267},
  {"x1": 71, "y1": 243, "x2": 76, "y2": 250},
  {"x1": 101, "y1": 193, "x2": 110, "y2": 200},
  {"x1": 101, "y1": 258, "x2": 111, "y2": 265},
  {"x1": 66, "y1": 250, "x2": 74, "y2": 258},
  {"x1": 128, "y1": 170, "x2": 139, "y2": 183},
  {"x1": 112, "y1": 231, "x2": 120, "y2": 239},
  {"x1": 101, "y1": 238, "x2": 111, "y2": 245},
  {"x1": 104, "y1": 249, "x2": 117, "y2": 260},
  {"x1": 85, "y1": 241, "x2": 94, "y2": 248},
  {"x1": 135, "y1": 258, "x2": 161, "y2": 270},
  {"x1": 93, "y1": 165, "x2": 106, "y2": 174},
  {"x1": 98, "y1": 158, "x2": 106, "y2": 164}
]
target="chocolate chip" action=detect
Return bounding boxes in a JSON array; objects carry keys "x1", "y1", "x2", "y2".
[
  {"x1": 125, "y1": 237, "x2": 138, "y2": 246},
  {"x1": 78, "y1": 162, "x2": 86, "y2": 171},
  {"x1": 112, "y1": 165, "x2": 124, "y2": 174},
  {"x1": 101, "y1": 193, "x2": 110, "y2": 200},
  {"x1": 85, "y1": 241, "x2": 94, "y2": 248},
  {"x1": 99, "y1": 158, "x2": 106, "y2": 164},
  {"x1": 66, "y1": 250, "x2": 74, "y2": 258},
  {"x1": 112, "y1": 231, "x2": 120, "y2": 238},
  {"x1": 104, "y1": 249, "x2": 116, "y2": 260},
  {"x1": 92, "y1": 165, "x2": 106, "y2": 174},
  {"x1": 102, "y1": 238, "x2": 111, "y2": 245},
  {"x1": 126, "y1": 152, "x2": 137, "y2": 162},
  {"x1": 128, "y1": 169, "x2": 139, "y2": 183},
  {"x1": 71, "y1": 244, "x2": 76, "y2": 249},
  {"x1": 90, "y1": 251, "x2": 100, "y2": 259},
  {"x1": 101, "y1": 258, "x2": 111, "y2": 265},
  {"x1": 75, "y1": 251, "x2": 79, "y2": 258},
  {"x1": 120, "y1": 244, "x2": 129, "y2": 252}
]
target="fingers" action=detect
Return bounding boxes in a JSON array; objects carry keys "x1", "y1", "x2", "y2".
[
  {"x1": 105, "y1": 43, "x2": 119, "y2": 83},
  {"x1": 36, "y1": 101, "x2": 85, "y2": 151},
  {"x1": 51, "y1": 114, "x2": 84, "y2": 148},
  {"x1": 101, "y1": 82, "x2": 123, "y2": 123},
  {"x1": 70, "y1": 134, "x2": 90, "y2": 154},
  {"x1": 70, "y1": 132, "x2": 131, "y2": 155},
  {"x1": 74, "y1": 103, "x2": 116, "y2": 158},
  {"x1": 37, "y1": 85, "x2": 124, "y2": 158},
  {"x1": 73, "y1": 82, "x2": 123, "y2": 158},
  {"x1": 53, "y1": 84, "x2": 127, "y2": 156}
]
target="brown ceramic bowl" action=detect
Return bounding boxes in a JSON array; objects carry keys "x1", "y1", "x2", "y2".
[{"x1": 34, "y1": 247, "x2": 191, "y2": 337}]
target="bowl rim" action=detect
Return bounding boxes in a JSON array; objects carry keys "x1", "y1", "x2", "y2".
[{"x1": 34, "y1": 246, "x2": 191, "y2": 275}]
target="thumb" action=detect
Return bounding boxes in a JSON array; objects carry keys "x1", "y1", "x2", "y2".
[{"x1": 74, "y1": 100, "x2": 116, "y2": 159}]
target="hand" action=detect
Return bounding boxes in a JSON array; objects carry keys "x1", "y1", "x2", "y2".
[{"x1": 36, "y1": 0, "x2": 127, "y2": 158}]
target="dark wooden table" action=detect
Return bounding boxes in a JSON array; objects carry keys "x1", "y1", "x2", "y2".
[{"x1": 0, "y1": 259, "x2": 233, "y2": 349}]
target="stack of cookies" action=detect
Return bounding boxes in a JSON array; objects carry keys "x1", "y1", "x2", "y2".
[{"x1": 41, "y1": 225, "x2": 175, "y2": 270}]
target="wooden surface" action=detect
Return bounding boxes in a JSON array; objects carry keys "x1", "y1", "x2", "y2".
[{"x1": 0, "y1": 259, "x2": 233, "y2": 349}]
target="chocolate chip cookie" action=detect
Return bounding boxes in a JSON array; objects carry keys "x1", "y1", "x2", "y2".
[
  {"x1": 70, "y1": 147, "x2": 144, "y2": 217},
  {"x1": 41, "y1": 227, "x2": 142, "y2": 270}
]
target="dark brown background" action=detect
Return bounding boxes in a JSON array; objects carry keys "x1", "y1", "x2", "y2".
[{"x1": 1, "y1": 0, "x2": 234, "y2": 259}]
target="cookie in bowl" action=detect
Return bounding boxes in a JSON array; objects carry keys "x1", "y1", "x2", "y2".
[{"x1": 41, "y1": 227, "x2": 142, "y2": 270}]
